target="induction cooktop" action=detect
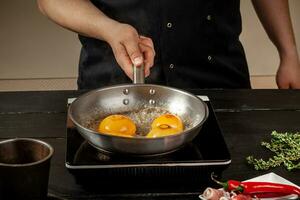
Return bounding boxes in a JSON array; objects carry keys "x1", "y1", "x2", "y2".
[{"x1": 65, "y1": 96, "x2": 230, "y2": 182}]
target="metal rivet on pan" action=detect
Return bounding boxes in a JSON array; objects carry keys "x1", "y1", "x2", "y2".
[
  {"x1": 123, "y1": 99, "x2": 129, "y2": 105},
  {"x1": 149, "y1": 89, "x2": 156, "y2": 95},
  {"x1": 123, "y1": 89, "x2": 129, "y2": 95},
  {"x1": 149, "y1": 99, "x2": 156, "y2": 105}
]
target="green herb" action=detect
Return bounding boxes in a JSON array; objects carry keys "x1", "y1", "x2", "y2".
[{"x1": 247, "y1": 131, "x2": 300, "y2": 171}]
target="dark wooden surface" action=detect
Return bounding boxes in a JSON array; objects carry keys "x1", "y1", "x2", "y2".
[{"x1": 0, "y1": 89, "x2": 299, "y2": 200}]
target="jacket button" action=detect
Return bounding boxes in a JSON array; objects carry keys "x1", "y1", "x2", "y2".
[
  {"x1": 169, "y1": 64, "x2": 174, "y2": 69},
  {"x1": 167, "y1": 22, "x2": 172, "y2": 28},
  {"x1": 208, "y1": 55, "x2": 212, "y2": 61},
  {"x1": 206, "y1": 15, "x2": 212, "y2": 21}
]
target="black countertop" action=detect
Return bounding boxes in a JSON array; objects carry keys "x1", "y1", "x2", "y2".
[{"x1": 0, "y1": 89, "x2": 299, "y2": 199}]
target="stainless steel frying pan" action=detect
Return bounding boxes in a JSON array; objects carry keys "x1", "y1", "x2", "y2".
[{"x1": 69, "y1": 66, "x2": 209, "y2": 156}]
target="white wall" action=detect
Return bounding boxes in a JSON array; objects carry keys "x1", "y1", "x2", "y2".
[{"x1": 0, "y1": 0, "x2": 80, "y2": 79}]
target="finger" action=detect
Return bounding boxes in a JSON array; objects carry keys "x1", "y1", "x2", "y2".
[
  {"x1": 139, "y1": 43, "x2": 155, "y2": 77},
  {"x1": 139, "y1": 36, "x2": 156, "y2": 59},
  {"x1": 139, "y1": 36, "x2": 155, "y2": 50},
  {"x1": 112, "y1": 44, "x2": 133, "y2": 79},
  {"x1": 277, "y1": 80, "x2": 289, "y2": 89},
  {"x1": 291, "y1": 80, "x2": 300, "y2": 89},
  {"x1": 145, "y1": 69, "x2": 150, "y2": 77},
  {"x1": 123, "y1": 38, "x2": 144, "y2": 66}
]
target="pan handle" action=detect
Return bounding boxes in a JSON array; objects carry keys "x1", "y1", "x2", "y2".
[{"x1": 133, "y1": 64, "x2": 145, "y2": 84}]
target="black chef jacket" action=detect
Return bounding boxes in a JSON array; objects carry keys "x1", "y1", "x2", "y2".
[{"x1": 77, "y1": 0, "x2": 251, "y2": 89}]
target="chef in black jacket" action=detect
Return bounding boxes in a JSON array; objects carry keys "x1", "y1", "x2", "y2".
[{"x1": 38, "y1": 0, "x2": 300, "y2": 89}]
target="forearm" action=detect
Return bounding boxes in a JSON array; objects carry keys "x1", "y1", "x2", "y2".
[
  {"x1": 37, "y1": 0, "x2": 118, "y2": 42},
  {"x1": 251, "y1": 0, "x2": 298, "y2": 59}
]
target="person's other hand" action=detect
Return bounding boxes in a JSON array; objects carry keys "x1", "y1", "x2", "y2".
[
  {"x1": 276, "y1": 54, "x2": 300, "y2": 89},
  {"x1": 106, "y1": 23, "x2": 155, "y2": 79}
]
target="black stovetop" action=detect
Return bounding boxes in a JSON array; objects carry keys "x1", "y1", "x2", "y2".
[{"x1": 65, "y1": 97, "x2": 230, "y2": 180}]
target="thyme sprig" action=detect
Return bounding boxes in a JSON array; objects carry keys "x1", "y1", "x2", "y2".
[{"x1": 247, "y1": 131, "x2": 300, "y2": 171}]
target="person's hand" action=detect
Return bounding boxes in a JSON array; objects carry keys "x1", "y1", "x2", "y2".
[
  {"x1": 105, "y1": 23, "x2": 155, "y2": 79},
  {"x1": 276, "y1": 54, "x2": 300, "y2": 89}
]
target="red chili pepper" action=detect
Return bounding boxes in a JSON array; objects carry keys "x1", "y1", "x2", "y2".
[
  {"x1": 240, "y1": 181, "x2": 300, "y2": 197},
  {"x1": 214, "y1": 178, "x2": 243, "y2": 192},
  {"x1": 211, "y1": 173, "x2": 243, "y2": 192},
  {"x1": 211, "y1": 173, "x2": 300, "y2": 198}
]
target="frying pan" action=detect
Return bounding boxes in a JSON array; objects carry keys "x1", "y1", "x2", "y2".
[{"x1": 69, "y1": 66, "x2": 209, "y2": 156}]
